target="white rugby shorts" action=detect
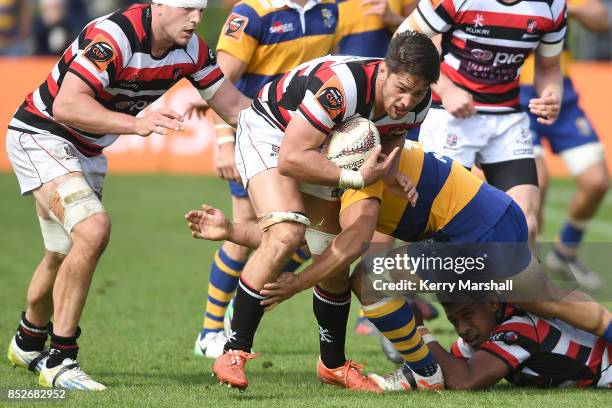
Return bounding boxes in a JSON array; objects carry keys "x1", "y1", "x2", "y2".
[
  {"x1": 6, "y1": 127, "x2": 107, "y2": 197},
  {"x1": 234, "y1": 107, "x2": 340, "y2": 201},
  {"x1": 419, "y1": 109, "x2": 534, "y2": 168}
]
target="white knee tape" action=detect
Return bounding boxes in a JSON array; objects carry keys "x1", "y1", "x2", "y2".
[
  {"x1": 38, "y1": 217, "x2": 72, "y2": 255},
  {"x1": 560, "y1": 142, "x2": 605, "y2": 176},
  {"x1": 304, "y1": 229, "x2": 337, "y2": 256},
  {"x1": 257, "y1": 211, "x2": 310, "y2": 232},
  {"x1": 49, "y1": 177, "x2": 106, "y2": 233}
]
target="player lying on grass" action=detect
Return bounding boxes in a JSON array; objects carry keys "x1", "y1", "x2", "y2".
[
  {"x1": 186, "y1": 142, "x2": 612, "y2": 391},
  {"x1": 387, "y1": 296, "x2": 611, "y2": 390}
]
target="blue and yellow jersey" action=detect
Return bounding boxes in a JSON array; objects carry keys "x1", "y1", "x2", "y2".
[
  {"x1": 341, "y1": 144, "x2": 513, "y2": 242},
  {"x1": 216, "y1": 0, "x2": 338, "y2": 98},
  {"x1": 520, "y1": 0, "x2": 585, "y2": 85},
  {"x1": 335, "y1": 0, "x2": 413, "y2": 57},
  {"x1": 0, "y1": 0, "x2": 20, "y2": 43}
]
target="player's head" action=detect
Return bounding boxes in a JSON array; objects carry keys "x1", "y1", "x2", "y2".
[
  {"x1": 441, "y1": 301, "x2": 500, "y2": 349},
  {"x1": 378, "y1": 31, "x2": 439, "y2": 119},
  {"x1": 151, "y1": 1, "x2": 207, "y2": 47}
]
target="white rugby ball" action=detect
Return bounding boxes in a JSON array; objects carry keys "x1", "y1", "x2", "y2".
[{"x1": 326, "y1": 117, "x2": 380, "y2": 171}]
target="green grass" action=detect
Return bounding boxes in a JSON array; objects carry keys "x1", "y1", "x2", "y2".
[{"x1": 1, "y1": 174, "x2": 611, "y2": 407}]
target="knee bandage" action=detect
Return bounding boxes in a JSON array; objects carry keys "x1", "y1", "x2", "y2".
[
  {"x1": 304, "y1": 229, "x2": 337, "y2": 256},
  {"x1": 37, "y1": 216, "x2": 72, "y2": 255},
  {"x1": 256, "y1": 211, "x2": 310, "y2": 232},
  {"x1": 48, "y1": 177, "x2": 106, "y2": 233}
]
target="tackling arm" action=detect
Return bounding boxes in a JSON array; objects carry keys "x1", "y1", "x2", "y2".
[{"x1": 420, "y1": 332, "x2": 509, "y2": 390}]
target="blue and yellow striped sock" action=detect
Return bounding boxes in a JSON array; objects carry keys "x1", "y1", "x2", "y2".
[
  {"x1": 200, "y1": 247, "x2": 245, "y2": 338},
  {"x1": 283, "y1": 247, "x2": 310, "y2": 273},
  {"x1": 363, "y1": 297, "x2": 435, "y2": 371}
]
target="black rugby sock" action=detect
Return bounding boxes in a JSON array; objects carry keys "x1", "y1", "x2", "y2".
[
  {"x1": 313, "y1": 285, "x2": 351, "y2": 369},
  {"x1": 224, "y1": 277, "x2": 265, "y2": 353}
]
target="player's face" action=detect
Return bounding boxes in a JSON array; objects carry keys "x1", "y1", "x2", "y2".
[
  {"x1": 379, "y1": 65, "x2": 430, "y2": 120},
  {"x1": 444, "y1": 303, "x2": 499, "y2": 349},
  {"x1": 159, "y1": 6, "x2": 204, "y2": 46}
]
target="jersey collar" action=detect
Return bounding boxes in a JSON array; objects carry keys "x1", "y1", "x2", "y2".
[{"x1": 270, "y1": 0, "x2": 322, "y2": 11}]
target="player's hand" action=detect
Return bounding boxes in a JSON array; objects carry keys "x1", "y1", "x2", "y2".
[
  {"x1": 362, "y1": 0, "x2": 396, "y2": 27},
  {"x1": 216, "y1": 142, "x2": 241, "y2": 182},
  {"x1": 384, "y1": 172, "x2": 418, "y2": 206},
  {"x1": 528, "y1": 89, "x2": 560, "y2": 125},
  {"x1": 135, "y1": 108, "x2": 184, "y2": 136},
  {"x1": 260, "y1": 273, "x2": 302, "y2": 311},
  {"x1": 183, "y1": 99, "x2": 209, "y2": 120},
  {"x1": 359, "y1": 145, "x2": 401, "y2": 187},
  {"x1": 185, "y1": 204, "x2": 231, "y2": 241},
  {"x1": 439, "y1": 86, "x2": 476, "y2": 118}
]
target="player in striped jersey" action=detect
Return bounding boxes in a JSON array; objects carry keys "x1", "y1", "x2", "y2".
[
  {"x1": 206, "y1": 31, "x2": 438, "y2": 390},
  {"x1": 398, "y1": 0, "x2": 568, "y2": 246},
  {"x1": 520, "y1": 0, "x2": 610, "y2": 291},
  {"x1": 5, "y1": 0, "x2": 250, "y2": 391},
  {"x1": 418, "y1": 300, "x2": 611, "y2": 389},
  {"x1": 192, "y1": 0, "x2": 339, "y2": 360}
]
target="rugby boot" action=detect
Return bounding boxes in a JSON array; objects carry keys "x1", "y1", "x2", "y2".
[
  {"x1": 316, "y1": 357, "x2": 382, "y2": 392},
  {"x1": 39, "y1": 358, "x2": 106, "y2": 391},
  {"x1": 7, "y1": 336, "x2": 48, "y2": 373},
  {"x1": 370, "y1": 363, "x2": 444, "y2": 391},
  {"x1": 213, "y1": 349, "x2": 257, "y2": 389}
]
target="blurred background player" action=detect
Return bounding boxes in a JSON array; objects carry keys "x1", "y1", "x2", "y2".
[
  {"x1": 0, "y1": 0, "x2": 32, "y2": 55},
  {"x1": 191, "y1": 0, "x2": 339, "y2": 359},
  {"x1": 335, "y1": 0, "x2": 415, "y2": 58},
  {"x1": 399, "y1": 0, "x2": 568, "y2": 246},
  {"x1": 5, "y1": 0, "x2": 250, "y2": 390},
  {"x1": 520, "y1": 0, "x2": 610, "y2": 291}
]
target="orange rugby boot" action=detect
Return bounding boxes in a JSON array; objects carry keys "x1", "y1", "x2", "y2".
[
  {"x1": 212, "y1": 349, "x2": 257, "y2": 389},
  {"x1": 316, "y1": 357, "x2": 383, "y2": 393}
]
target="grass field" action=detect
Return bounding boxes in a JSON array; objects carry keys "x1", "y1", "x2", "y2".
[{"x1": 1, "y1": 173, "x2": 611, "y2": 407}]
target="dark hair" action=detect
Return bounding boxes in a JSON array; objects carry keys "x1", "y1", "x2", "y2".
[{"x1": 385, "y1": 31, "x2": 440, "y2": 84}]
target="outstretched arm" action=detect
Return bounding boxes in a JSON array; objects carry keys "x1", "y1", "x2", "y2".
[{"x1": 185, "y1": 204, "x2": 262, "y2": 249}]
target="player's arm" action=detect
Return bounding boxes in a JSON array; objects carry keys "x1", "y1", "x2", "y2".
[
  {"x1": 420, "y1": 330, "x2": 509, "y2": 390},
  {"x1": 396, "y1": 2, "x2": 475, "y2": 118},
  {"x1": 206, "y1": 79, "x2": 251, "y2": 128},
  {"x1": 362, "y1": 0, "x2": 416, "y2": 32},
  {"x1": 185, "y1": 204, "x2": 263, "y2": 249},
  {"x1": 569, "y1": 0, "x2": 610, "y2": 33},
  {"x1": 279, "y1": 115, "x2": 398, "y2": 188},
  {"x1": 53, "y1": 72, "x2": 184, "y2": 136},
  {"x1": 260, "y1": 197, "x2": 380, "y2": 309}
]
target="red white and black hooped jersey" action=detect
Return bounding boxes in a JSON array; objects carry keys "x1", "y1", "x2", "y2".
[
  {"x1": 8, "y1": 4, "x2": 224, "y2": 157},
  {"x1": 451, "y1": 304, "x2": 612, "y2": 388},
  {"x1": 252, "y1": 55, "x2": 431, "y2": 139},
  {"x1": 411, "y1": 0, "x2": 567, "y2": 113}
]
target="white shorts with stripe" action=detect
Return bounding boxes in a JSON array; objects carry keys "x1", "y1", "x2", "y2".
[
  {"x1": 234, "y1": 107, "x2": 340, "y2": 201},
  {"x1": 6, "y1": 125, "x2": 107, "y2": 197},
  {"x1": 419, "y1": 109, "x2": 534, "y2": 168}
]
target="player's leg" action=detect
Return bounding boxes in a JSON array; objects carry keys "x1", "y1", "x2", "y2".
[
  {"x1": 543, "y1": 97, "x2": 609, "y2": 289},
  {"x1": 195, "y1": 187, "x2": 252, "y2": 358},
  {"x1": 8, "y1": 201, "x2": 68, "y2": 373},
  {"x1": 6, "y1": 130, "x2": 108, "y2": 390},
  {"x1": 479, "y1": 113, "x2": 540, "y2": 246},
  {"x1": 351, "y1": 247, "x2": 443, "y2": 390}
]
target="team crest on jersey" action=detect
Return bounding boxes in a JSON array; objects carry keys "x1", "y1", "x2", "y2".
[
  {"x1": 173, "y1": 68, "x2": 183, "y2": 80},
  {"x1": 489, "y1": 331, "x2": 518, "y2": 345},
  {"x1": 321, "y1": 8, "x2": 336, "y2": 29},
  {"x1": 526, "y1": 19, "x2": 538, "y2": 33},
  {"x1": 576, "y1": 117, "x2": 592, "y2": 136},
  {"x1": 207, "y1": 47, "x2": 217, "y2": 66},
  {"x1": 224, "y1": 13, "x2": 248, "y2": 41},
  {"x1": 83, "y1": 34, "x2": 116, "y2": 73}
]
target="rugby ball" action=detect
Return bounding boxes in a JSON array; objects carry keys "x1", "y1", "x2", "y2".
[{"x1": 326, "y1": 117, "x2": 380, "y2": 171}]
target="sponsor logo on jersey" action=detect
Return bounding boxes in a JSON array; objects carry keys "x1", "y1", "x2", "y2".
[
  {"x1": 471, "y1": 48, "x2": 494, "y2": 61},
  {"x1": 473, "y1": 14, "x2": 484, "y2": 28},
  {"x1": 224, "y1": 13, "x2": 248, "y2": 41},
  {"x1": 269, "y1": 21, "x2": 294, "y2": 34},
  {"x1": 492, "y1": 51, "x2": 525, "y2": 67},
  {"x1": 318, "y1": 87, "x2": 343, "y2": 111},
  {"x1": 446, "y1": 133, "x2": 458, "y2": 147},
  {"x1": 83, "y1": 34, "x2": 116, "y2": 73}
]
